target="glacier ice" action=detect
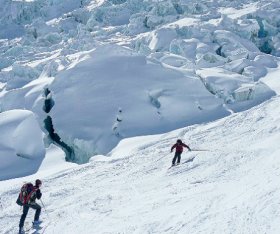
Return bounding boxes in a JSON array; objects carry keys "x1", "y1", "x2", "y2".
[{"x1": 0, "y1": 0, "x2": 279, "y2": 163}]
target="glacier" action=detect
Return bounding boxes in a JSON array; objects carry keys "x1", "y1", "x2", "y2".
[
  {"x1": 0, "y1": 0, "x2": 280, "y2": 233},
  {"x1": 0, "y1": 0, "x2": 279, "y2": 163}
]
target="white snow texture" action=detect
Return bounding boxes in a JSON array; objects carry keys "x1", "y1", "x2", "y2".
[{"x1": 0, "y1": 0, "x2": 280, "y2": 233}]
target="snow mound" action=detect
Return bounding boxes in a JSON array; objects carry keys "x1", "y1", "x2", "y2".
[
  {"x1": 49, "y1": 44, "x2": 229, "y2": 162},
  {"x1": 0, "y1": 110, "x2": 45, "y2": 180}
]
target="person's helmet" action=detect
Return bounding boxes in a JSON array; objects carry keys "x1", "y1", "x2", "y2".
[
  {"x1": 177, "y1": 139, "x2": 182, "y2": 143},
  {"x1": 35, "y1": 179, "x2": 42, "y2": 186}
]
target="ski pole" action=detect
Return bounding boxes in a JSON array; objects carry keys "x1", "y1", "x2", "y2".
[
  {"x1": 40, "y1": 199, "x2": 50, "y2": 220},
  {"x1": 155, "y1": 152, "x2": 170, "y2": 162},
  {"x1": 39, "y1": 199, "x2": 52, "y2": 234},
  {"x1": 190, "y1": 149, "x2": 210, "y2": 152}
]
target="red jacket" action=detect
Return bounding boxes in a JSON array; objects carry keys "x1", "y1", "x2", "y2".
[{"x1": 171, "y1": 143, "x2": 190, "y2": 153}]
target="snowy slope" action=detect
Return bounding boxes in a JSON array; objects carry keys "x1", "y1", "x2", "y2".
[
  {"x1": 1, "y1": 94, "x2": 280, "y2": 233},
  {"x1": 0, "y1": 1, "x2": 280, "y2": 232}
]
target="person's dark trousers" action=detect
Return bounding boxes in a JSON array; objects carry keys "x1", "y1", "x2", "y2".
[
  {"x1": 19, "y1": 203, "x2": 41, "y2": 228},
  {"x1": 172, "y1": 152, "x2": 182, "y2": 165}
]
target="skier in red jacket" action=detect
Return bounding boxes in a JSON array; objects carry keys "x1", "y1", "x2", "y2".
[{"x1": 171, "y1": 139, "x2": 191, "y2": 166}]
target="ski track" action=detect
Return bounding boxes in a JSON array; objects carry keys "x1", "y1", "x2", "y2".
[{"x1": 1, "y1": 97, "x2": 280, "y2": 233}]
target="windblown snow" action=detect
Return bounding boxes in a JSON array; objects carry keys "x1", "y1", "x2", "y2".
[{"x1": 0, "y1": 0, "x2": 280, "y2": 233}]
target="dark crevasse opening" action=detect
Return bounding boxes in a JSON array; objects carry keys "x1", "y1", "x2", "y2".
[
  {"x1": 252, "y1": 17, "x2": 274, "y2": 55},
  {"x1": 259, "y1": 40, "x2": 273, "y2": 54},
  {"x1": 215, "y1": 46, "x2": 225, "y2": 57},
  {"x1": 43, "y1": 88, "x2": 55, "y2": 113},
  {"x1": 256, "y1": 17, "x2": 268, "y2": 38},
  {"x1": 44, "y1": 116, "x2": 75, "y2": 162},
  {"x1": 42, "y1": 88, "x2": 75, "y2": 162}
]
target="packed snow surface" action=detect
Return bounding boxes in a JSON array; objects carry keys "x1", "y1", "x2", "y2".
[{"x1": 1, "y1": 94, "x2": 280, "y2": 233}]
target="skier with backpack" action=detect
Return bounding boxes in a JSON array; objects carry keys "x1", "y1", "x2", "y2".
[
  {"x1": 171, "y1": 139, "x2": 191, "y2": 166},
  {"x1": 17, "y1": 179, "x2": 43, "y2": 234}
]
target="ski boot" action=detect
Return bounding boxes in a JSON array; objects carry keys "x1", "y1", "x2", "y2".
[{"x1": 32, "y1": 220, "x2": 43, "y2": 228}]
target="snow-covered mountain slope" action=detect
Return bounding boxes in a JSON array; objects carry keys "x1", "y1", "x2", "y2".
[
  {"x1": 1, "y1": 94, "x2": 280, "y2": 234},
  {"x1": 0, "y1": 0, "x2": 279, "y2": 165},
  {"x1": 1, "y1": 1, "x2": 280, "y2": 232},
  {"x1": 1, "y1": 0, "x2": 279, "y2": 232}
]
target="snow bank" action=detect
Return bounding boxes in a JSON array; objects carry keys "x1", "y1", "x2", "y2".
[
  {"x1": 49, "y1": 44, "x2": 228, "y2": 161},
  {"x1": 260, "y1": 62, "x2": 280, "y2": 95},
  {"x1": 0, "y1": 110, "x2": 45, "y2": 180}
]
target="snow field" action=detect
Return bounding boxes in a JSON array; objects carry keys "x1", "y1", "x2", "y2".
[
  {"x1": 1, "y1": 95, "x2": 280, "y2": 233},
  {"x1": 0, "y1": 0, "x2": 280, "y2": 232}
]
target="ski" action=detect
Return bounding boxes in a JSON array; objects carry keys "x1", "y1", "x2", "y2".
[
  {"x1": 25, "y1": 221, "x2": 50, "y2": 234},
  {"x1": 41, "y1": 221, "x2": 50, "y2": 234},
  {"x1": 26, "y1": 226, "x2": 42, "y2": 234},
  {"x1": 23, "y1": 222, "x2": 33, "y2": 233},
  {"x1": 168, "y1": 163, "x2": 180, "y2": 169},
  {"x1": 168, "y1": 156, "x2": 196, "y2": 169}
]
